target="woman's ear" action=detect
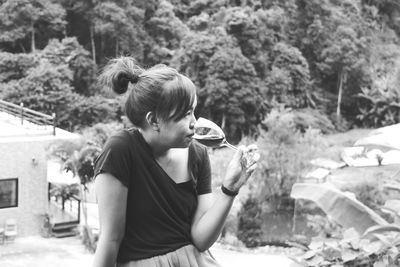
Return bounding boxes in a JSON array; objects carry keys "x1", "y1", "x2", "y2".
[{"x1": 145, "y1": 112, "x2": 160, "y2": 132}]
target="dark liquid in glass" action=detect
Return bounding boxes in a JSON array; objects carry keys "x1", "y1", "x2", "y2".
[{"x1": 193, "y1": 136, "x2": 224, "y2": 148}]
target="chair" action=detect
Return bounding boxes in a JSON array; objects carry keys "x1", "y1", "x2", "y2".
[{"x1": 4, "y1": 219, "x2": 17, "y2": 242}]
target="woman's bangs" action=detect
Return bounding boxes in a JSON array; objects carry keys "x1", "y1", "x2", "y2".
[{"x1": 160, "y1": 75, "x2": 196, "y2": 121}]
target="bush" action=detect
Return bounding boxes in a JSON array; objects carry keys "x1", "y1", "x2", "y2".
[
  {"x1": 59, "y1": 95, "x2": 121, "y2": 131},
  {"x1": 237, "y1": 197, "x2": 264, "y2": 247},
  {"x1": 80, "y1": 122, "x2": 124, "y2": 147},
  {"x1": 262, "y1": 107, "x2": 335, "y2": 134},
  {"x1": 253, "y1": 110, "x2": 328, "y2": 206}
]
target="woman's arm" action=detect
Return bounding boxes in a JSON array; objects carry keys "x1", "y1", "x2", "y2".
[
  {"x1": 191, "y1": 192, "x2": 235, "y2": 251},
  {"x1": 191, "y1": 147, "x2": 258, "y2": 251},
  {"x1": 92, "y1": 173, "x2": 128, "y2": 267}
]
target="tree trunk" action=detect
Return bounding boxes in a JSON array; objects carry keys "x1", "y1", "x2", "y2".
[
  {"x1": 81, "y1": 185, "x2": 95, "y2": 252},
  {"x1": 90, "y1": 25, "x2": 96, "y2": 63},
  {"x1": 31, "y1": 23, "x2": 36, "y2": 52},
  {"x1": 336, "y1": 70, "x2": 347, "y2": 118},
  {"x1": 19, "y1": 42, "x2": 26, "y2": 53},
  {"x1": 81, "y1": 186, "x2": 88, "y2": 227},
  {"x1": 115, "y1": 39, "x2": 119, "y2": 57},
  {"x1": 101, "y1": 35, "x2": 104, "y2": 60}
]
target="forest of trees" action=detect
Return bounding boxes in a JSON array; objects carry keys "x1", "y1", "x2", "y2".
[{"x1": 1, "y1": 0, "x2": 400, "y2": 141}]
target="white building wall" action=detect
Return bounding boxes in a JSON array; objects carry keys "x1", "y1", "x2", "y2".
[{"x1": 0, "y1": 140, "x2": 49, "y2": 236}]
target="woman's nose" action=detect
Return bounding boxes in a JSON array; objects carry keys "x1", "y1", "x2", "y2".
[{"x1": 189, "y1": 116, "x2": 197, "y2": 129}]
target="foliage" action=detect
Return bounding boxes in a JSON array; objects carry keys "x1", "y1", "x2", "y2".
[
  {"x1": 237, "y1": 197, "x2": 264, "y2": 248},
  {"x1": 60, "y1": 94, "x2": 120, "y2": 131},
  {"x1": 146, "y1": 0, "x2": 189, "y2": 64},
  {"x1": 1, "y1": 0, "x2": 399, "y2": 134},
  {"x1": 291, "y1": 182, "x2": 400, "y2": 266},
  {"x1": 92, "y1": 1, "x2": 147, "y2": 61},
  {"x1": 48, "y1": 138, "x2": 101, "y2": 252},
  {"x1": 266, "y1": 42, "x2": 312, "y2": 108},
  {"x1": 203, "y1": 46, "x2": 265, "y2": 141},
  {"x1": 2, "y1": 59, "x2": 76, "y2": 116},
  {"x1": 48, "y1": 137, "x2": 101, "y2": 187},
  {"x1": 355, "y1": 31, "x2": 400, "y2": 127},
  {"x1": 80, "y1": 121, "x2": 124, "y2": 148},
  {"x1": 174, "y1": 26, "x2": 266, "y2": 142},
  {"x1": 0, "y1": 52, "x2": 37, "y2": 83},
  {"x1": 356, "y1": 86, "x2": 400, "y2": 128},
  {"x1": 291, "y1": 183, "x2": 387, "y2": 235},
  {"x1": 0, "y1": 0, "x2": 66, "y2": 52},
  {"x1": 300, "y1": 227, "x2": 400, "y2": 266},
  {"x1": 0, "y1": 37, "x2": 117, "y2": 130},
  {"x1": 49, "y1": 183, "x2": 80, "y2": 202},
  {"x1": 41, "y1": 37, "x2": 97, "y2": 96},
  {"x1": 252, "y1": 108, "x2": 328, "y2": 206},
  {"x1": 262, "y1": 107, "x2": 335, "y2": 134},
  {"x1": 305, "y1": 214, "x2": 342, "y2": 239}
]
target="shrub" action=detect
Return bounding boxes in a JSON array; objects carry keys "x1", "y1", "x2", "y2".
[
  {"x1": 253, "y1": 110, "x2": 328, "y2": 206},
  {"x1": 262, "y1": 107, "x2": 335, "y2": 134},
  {"x1": 237, "y1": 197, "x2": 264, "y2": 247}
]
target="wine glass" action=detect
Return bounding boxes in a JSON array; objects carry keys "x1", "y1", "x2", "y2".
[{"x1": 193, "y1": 117, "x2": 237, "y2": 150}]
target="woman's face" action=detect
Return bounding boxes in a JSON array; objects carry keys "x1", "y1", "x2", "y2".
[{"x1": 158, "y1": 96, "x2": 197, "y2": 148}]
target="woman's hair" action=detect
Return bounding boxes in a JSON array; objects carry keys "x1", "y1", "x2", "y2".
[{"x1": 99, "y1": 57, "x2": 196, "y2": 127}]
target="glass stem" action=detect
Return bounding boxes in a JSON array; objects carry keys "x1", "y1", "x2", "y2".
[{"x1": 222, "y1": 141, "x2": 238, "y2": 151}]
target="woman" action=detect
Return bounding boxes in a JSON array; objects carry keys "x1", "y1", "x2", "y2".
[{"x1": 92, "y1": 57, "x2": 259, "y2": 267}]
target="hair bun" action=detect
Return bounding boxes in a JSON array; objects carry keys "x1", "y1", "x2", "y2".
[{"x1": 113, "y1": 73, "x2": 139, "y2": 94}]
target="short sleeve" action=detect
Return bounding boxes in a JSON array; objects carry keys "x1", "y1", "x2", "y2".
[
  {"x1": 94, "y1": 132, "x2": 133, "y2": 187},
  {"x1": 190, "y1": 141, "x2": 212, "y2": 195}
]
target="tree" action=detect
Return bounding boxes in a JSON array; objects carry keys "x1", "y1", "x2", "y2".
[
  {"x1": 49, "y1": 139, "x2": 101, "y2": 252},
  {"x1": 145, "y1": 0, "x2": 190, "y2": 64},
  {"x1": 0, "y1": 52, "x2": 37, "y2": 83},
  {"x1": 61, "y1": 95, "x2": 120, "y2": 131},
  {"x1": 317, "y1": 25, "x2": 368, "y2": 118},
  {"x1": 2, "y1": 59, "x2": 76, "y2": 117},
  {"x1": 363, "y1": 0, "x2": 400, "y2": 34},
  {"x1": 266, "y1": 42, "x2": 312, "y2": 109},
  {"x1": 0, "y1": 0, "x2": 66, "y2": 52},
  {"x1": 58, "y1": 0, "x2": 98, "y2": 62},
  {"x1": 1, "y1": 37, "x2": 119, "y2": 130},
  {"x1": 93, "y1": 2, "x2": 148, "y2": 60},
  {"x1": 203, "y1": 46, "x2": 265, "y2": 141},
  {"x1": 294, "y1": 0, "x2": 372, "y2": 120},
  {"x1": 224, "y1": 6, "x2": 281, "y2": 78},
  {"x1": 356, "y1": 31, "x2": 400, "y2": 127},
  {"x1": 41, "y1": 37, "x2": 97, "y2": 96},
  {"x1": 171, "y1": 31, "x2": 217, "y2": 88}
]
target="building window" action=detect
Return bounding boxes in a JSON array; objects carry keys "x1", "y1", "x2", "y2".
[{"x1": 0, "y1": 178, "x2": 18, "y2": 209}]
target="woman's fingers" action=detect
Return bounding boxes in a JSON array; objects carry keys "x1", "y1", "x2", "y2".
[
  {"x1": 246, "y1": 163, "x2": 257, "y2": 174},
  {"x1": 244, "y1": 144, "x2": 260, "y2": 169},
  {"x1": 236, "y1": 145, "x2": 247, "y2": 168}
]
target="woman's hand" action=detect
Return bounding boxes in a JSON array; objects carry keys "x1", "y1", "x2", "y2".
[{"x1": 222, "y1": 144, "x2": 260, "y2": 192}]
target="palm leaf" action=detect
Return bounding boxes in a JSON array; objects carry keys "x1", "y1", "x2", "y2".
[
  {"x1": 363, "y1": 224, "x2": 400, "y2": 237},
  {"x1": 290, "y1": 183, "x2": 387, "y2": 234}
]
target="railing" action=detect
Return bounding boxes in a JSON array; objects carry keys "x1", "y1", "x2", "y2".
[
  {"x1": 0, "y1": 99, "x2": 57, "y2": 135},
  {"x1": 50, "y1": 194, "x2": 81, "y2": 225}
]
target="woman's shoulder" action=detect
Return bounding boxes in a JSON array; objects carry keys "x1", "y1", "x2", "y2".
[
  {"x1": 189, "y1": 140, "x2": 209, "y2": 160},
  {"x1": 104, "y1": 128, "x2": 138, "y2": 148}
]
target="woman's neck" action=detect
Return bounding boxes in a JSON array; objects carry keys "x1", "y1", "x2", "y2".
[{"x1": 138, "y1": 128, "x2": 169, "y2": 158}]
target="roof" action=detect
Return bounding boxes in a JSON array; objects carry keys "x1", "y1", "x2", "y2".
[{"x1": 0, "y1": 111, "x2": 80, "y2": 143}]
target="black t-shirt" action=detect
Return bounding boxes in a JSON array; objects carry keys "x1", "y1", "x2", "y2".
[{"x1": 93, "y1": 129, "x2": 212, "y2": 262}]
